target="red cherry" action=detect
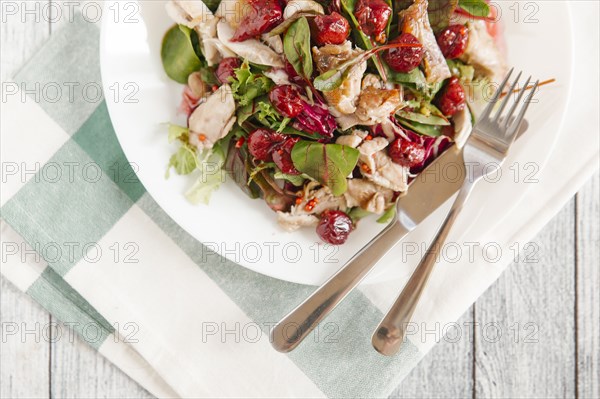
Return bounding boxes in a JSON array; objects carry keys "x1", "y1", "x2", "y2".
[
  {"x1": 316, "y1": 210, "x2": 353, "y2": 245},
  {"x1": 354, "y1": 0, "x2": 392, "y2": 40},
  {"x1": 436, "y1": 24, "x2": 469, "y2": 59},
  {"x1": 273, "y1": 137, "x2": 300, "y2": 175},
  {"x1": 384, "y1": 33, "x2": 424, "y2": 73},
  {"x1": 310, "y1": 12, "x2": 351, "y2": 46},
  {"x1": 436, "y1": 77, "x2": 466, "y2": 116},
  {"x1": 388, "y1": 139, "x2": 426, "y2": 168},
  {"x1": 247, "y1": 128, "x2": 285, "y2": 162},
  {"x1": 268, "y1": 85, "x2": 305, "y2": 118},
  {"x1": 216, "y1": 57, "x2": 241, "y2": 84},
  {"x1": 231, "y1": 0, "x2": 283, "y2": 42}
]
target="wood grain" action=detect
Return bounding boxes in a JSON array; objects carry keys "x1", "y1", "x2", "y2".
[
  {"x1": 50, "y1": 333, "x2": 153, "y2": 399},
  {"x1": 391, "y1": 309, "x2": 474, "y2": 399},
  {"x1": 576, "y1": 173, "x2": 600, "y2": 399},
  {"x1": 474, "y1": 202, "x2": 577, "y2": 398},
  {"x1": 1, "y1": 3, "x2": 51, "y2": 398}
]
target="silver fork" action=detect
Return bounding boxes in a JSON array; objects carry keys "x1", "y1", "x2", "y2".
[{"x1": 371, "y1": 69, "x2": 539, "y2": 356}]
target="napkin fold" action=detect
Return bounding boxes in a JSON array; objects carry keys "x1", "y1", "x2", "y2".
[{"x1": 1, "y1": 5, "x2": 598, "y2": 398}]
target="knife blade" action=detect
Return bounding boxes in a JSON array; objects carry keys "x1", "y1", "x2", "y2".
[{"x1": 270, "y1": 119, "x2": 529, "y2": 353}]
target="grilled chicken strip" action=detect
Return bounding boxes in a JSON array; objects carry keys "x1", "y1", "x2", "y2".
[{"x1": 398, "y1": 0, "x2": 451, "y2": 84}]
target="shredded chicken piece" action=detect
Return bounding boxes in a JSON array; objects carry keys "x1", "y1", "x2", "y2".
[
  {"x1": 312, "y1": 41, "x2": 367, "y2": 115},
  {"x1": 336, "y1": 134, "x2": 363, "y2": 148},
  {"x1": 344, "y1": 179, "x2": 393, "y2": 215},
  {"x1": 277, "y1": 213, "x2": 319, "y2": 231},
  {"x1": 355, "y1": 86, "x2": 402, "y2": 124},
  {"x1": 334, "y1": 75, "x2": 401, "y2": 129},
  {"x1": 217, "y1": 20, "x2": 284, "y2": 67},
  {"x1": 360, "y1": 151, "x2": 409, "y2": 192},
  {"x1": 166, "y1": 0, "x2": 223, "y2": 65},
  {"x1": 264, "y1": 68, "x2": 291, "y2": 85},
  {"x1": 357, "y1": 137, "x2": 389, "y2": 157},
  {"x1": 188, "y1": 84, "x2": 236, "y2": 150},
  {"x1": 187, "y1": 72, "x2": 209, "y2": 98},
  {"x1": 398, "y1": 0, "x2": 451, "y2": 84},
  {"x1": 276, "y1": 182, "x2": 346, "y2": 230},
  {"x1": 459, "y1": 21, "x2": 507, "y2": 84},
  {"x1": 284, "y1": 0, "x2": 324, "y2": 19},
  {"x1": 261, "y1": 34, "x2": 284, "y2": 54}
]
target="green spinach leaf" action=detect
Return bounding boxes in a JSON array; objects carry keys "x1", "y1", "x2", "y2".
[
  {"x1": 283, "y1": 17, "x2": 313, "y2": 79},
  {"x1": 161, "y1": 24, "x2": 204, "y2": 84},
  {"x1": 398, "y1": 118, "x2": 443, "y2": 137},
  {"x1": 291, "y1": 141, "x2": 359, "y2": 195},
  {"x1": 428, "y1": 0, "x2": 459, "y2": 32},
  {"x1": 397, "y1": 110, "x2": 450, "y2": 125},
  {"x1": 458, "y1": 0, "x2": 490, "y2": 17}
]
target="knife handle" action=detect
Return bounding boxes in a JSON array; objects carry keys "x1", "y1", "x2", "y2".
[{"x1": 270, "y1": 220, "x2": 410, "y2": 353}]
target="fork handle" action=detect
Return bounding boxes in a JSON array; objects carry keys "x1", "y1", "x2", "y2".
[
  {"x1": 271, "y1": 220, "x2": 410, "y2": 353},
  {"x1": 372, "y1": 182, "x2": 474, "y2": 356}
]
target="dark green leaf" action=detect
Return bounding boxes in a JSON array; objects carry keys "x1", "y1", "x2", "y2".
[
  {"x1": 458, "y1": 0, "x2": 490, "y2": 17},
  {"x1": 291, "y1": 141, "x2": 359, "y2": 196},
  {"x1": 347, "y1": 207, "x2": 372, "y2": 223},
  {"x1": 386, "y1": 65, "x2": 427, "y2": 87},
  {"x1": 398, "y1": 118, "x2": 443, "y2": 137},
  {"x1": 201, "y1": 0, "x2": 221, "y2": 12},
  {"x1": 313, "y1": 69, "x2": 344, "y2": 92},
  {"x1": 161, "y1": 24, "x2": 203, "y2": 84},
  {"x1": 283, "y1": 17, "x2": 313, "y2": 78},
  {"x1": 273, "y1": 171, "x2": 307, "y2": 186},
  {"x1": 340, "y1": 0, "x2": 388, "y2": 79},
  {"x1": 397, "y1": 110, "x2": 450, "y2": 125},
  {"x1": 268, "y1": 11, "x2": 321, "y2": 36},
  {"x1": 428, "y1": 0, "x2": 459, "y2": 32}
]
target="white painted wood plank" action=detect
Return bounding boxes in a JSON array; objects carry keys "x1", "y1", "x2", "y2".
[
  {"x1": 576, "y1": 172, "x2": 600, "y2": 399},
  {"x1": 50, "y1": 333, "x2": 154, "y2": 399},
  {"x1": 1, "y1": 2, "x2": 51, "y2": 398},
  {"x1": 391, "y1": 308, "x2": 474, "y2": 399},
  {"x1": 0, "y1": 280, "x2": 51, "y2": 399},
  {"x1": 474, "y1": 202, "x2": 577, "y2": 398}
]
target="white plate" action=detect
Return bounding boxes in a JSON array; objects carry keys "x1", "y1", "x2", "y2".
[{"x1": 100, "y1": 0, "x2": 573, "y2": 285}]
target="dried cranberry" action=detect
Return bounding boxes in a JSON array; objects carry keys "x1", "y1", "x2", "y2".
[
  {"x1": 268, "y1": 85, "x2": 305, "y2": 118},
  {"x1": 354, "y1": 0, "x2": 391, "y2": 40},
  {"x1": 316, "y1": 210, "x2": 353, "y2": 245},
  {"x1": 311, "y1": 12, "x2": 351, "y2": 46},
  {"x1": 273, "y1": 137, "x2": 300, "y2": 175},
  {"x1": 247, "y1": 128, "x2": 285, "y2": 162},
  {"x1": 231, "y1": 0, "x2": 283, "y2": 42},
  {"x1": 436, "y1": 24, "x2": 469, "y2": 59},
  {"x1": 436, "y1": 77, "x2": 466, "y2": 116},
  {"x1": 216, "y1": 57, "x2": 241, "y2": 84},
  {"x1": 388, "y1": 139, "x2": 426, "y2": 168},
  {"x1": 384, "y1": 33, "x2": 424, "y2": 73}
]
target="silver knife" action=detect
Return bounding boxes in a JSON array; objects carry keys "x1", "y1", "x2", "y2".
[{"x1": 270, "y1": 120, "x2": 529, "y2": 353}]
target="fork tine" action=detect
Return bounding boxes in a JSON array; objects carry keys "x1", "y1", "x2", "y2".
[
  {"x1": 507, "y1": 80, "x2": 539, "y2": 140},
  {"x1": 479, "y1": 68, "x2": 514, "y2": 121},
  {"x1": 504, "y1": 76, "x2": 532, "y2": 129},
  {"x1": 493, "y1": 71, "x2": 522, "y2": 123}
]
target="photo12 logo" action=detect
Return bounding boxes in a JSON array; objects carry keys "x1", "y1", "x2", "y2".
[{"x1": 1, "y1": 2, "x2": 140, "y2": 24}]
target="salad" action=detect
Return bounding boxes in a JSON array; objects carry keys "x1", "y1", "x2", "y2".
[{"x1": 161, "y1": 0, "x2": 506, "y2": 244}]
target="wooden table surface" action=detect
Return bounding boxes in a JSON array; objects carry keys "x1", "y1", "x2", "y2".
[{"x1": 1, "y1": 2, "x2": 599, "y2": 398}]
